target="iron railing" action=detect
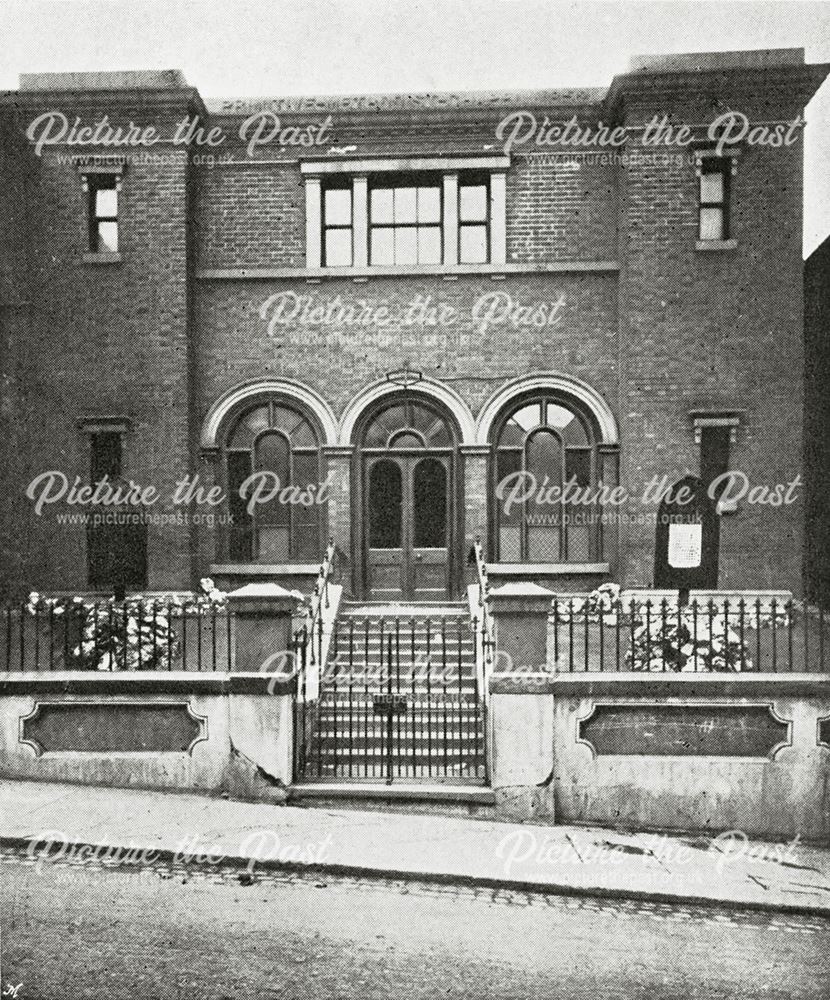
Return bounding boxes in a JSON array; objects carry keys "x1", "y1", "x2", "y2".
[
  {"x1": 294, "y1": 613, "x2": 487, "y2": 784},
  {"x1": 294, "y1": 538, "x2": 337, "y2": 675},
  {"x1": 472, "y1": 536, "x2": 495, "y2": 704},
  {"x1": 549, "y1": 596, "x2": 830, "y2": 673},
  {"x1": 0, "y1": 598, "x2": 232, "y2": 672},
  {"x1": 292, "y1": 539, "x2": 338, "y2": 775}
]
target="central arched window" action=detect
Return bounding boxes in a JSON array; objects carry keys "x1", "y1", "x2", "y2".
[
  {"x1": 492, "y1": 396, "x2": 600, "y2": 563},
  {"x1": 225, "y1": 401, "x2": 322, "y2": 562},
  {"x1": 362, "y1": 399, "x2": 453, "y2": 450}
]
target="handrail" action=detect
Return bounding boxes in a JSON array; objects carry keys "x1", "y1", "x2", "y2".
[
  {"x1": 472, "y1": 536, "x2": 495, "y2": 702},
  {"x1": 298, "y1": 537, "x2": 336, "y2": 671}
]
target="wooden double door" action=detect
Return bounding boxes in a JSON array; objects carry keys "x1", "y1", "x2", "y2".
[{"x1": 365, "y1": 452, "x2": 452, "y2": 601}]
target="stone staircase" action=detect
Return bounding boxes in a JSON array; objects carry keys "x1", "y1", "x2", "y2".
[{"x1": 296, "y1": 603, "x2": 486, "y2": 782}]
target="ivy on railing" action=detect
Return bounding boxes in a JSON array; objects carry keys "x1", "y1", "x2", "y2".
[
  {"x1": 549, "y1": 583, "x2": 821, "y2": 673},
  {"x1": 20, "y1": 578, "x2": 227, "y2": 671}
]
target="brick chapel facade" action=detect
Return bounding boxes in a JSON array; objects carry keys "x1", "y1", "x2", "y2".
[{"x1": 0, "y1": 49, "x2": 826, "y2": 601}]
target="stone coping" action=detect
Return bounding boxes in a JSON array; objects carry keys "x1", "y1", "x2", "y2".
[
  {"x1": 490, "y1": 671, "x2": 830, "y2": 696},
  {"x1": 0, "y1": 671, "x2": 296, "y2": 696}
]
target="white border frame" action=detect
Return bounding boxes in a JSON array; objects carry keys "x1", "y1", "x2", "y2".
[{"x1": 200, "y1": 378, "x2": 339, "y2": 450}]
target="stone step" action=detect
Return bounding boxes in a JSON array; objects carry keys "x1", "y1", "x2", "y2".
[
  {"x1": 340, "y1": 603, "x2": 468, "y2": 615},
  {"x1": 328, "y1": 663, "x2": 476, "y2": 674},
  {"x1": 315, "y1": 695, "x2": 480, "y2": 707},
  {"x1": 308, "y1": 751, "x2": 485, "y2": 764},
  {"x1": 305, "y1": 733, "x2": 481, "y2": 744},
  {"x1": 333, "y1": 630, "x2": 474, "y2": 643},
  {"x1": 313, "y1": 719, "x2": 481, "y2": 729}
]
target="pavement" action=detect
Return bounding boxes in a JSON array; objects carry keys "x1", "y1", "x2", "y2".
[{"x1": 2, "y1": 779, "x2": 830, "y2": 919}]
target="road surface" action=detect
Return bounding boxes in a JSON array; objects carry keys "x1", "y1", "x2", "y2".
[{"x1": 1, "y1": 850, "x2": 828, "y2": 999}]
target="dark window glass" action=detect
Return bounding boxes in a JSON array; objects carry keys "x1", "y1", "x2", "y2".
[
  {"x1": 229, "y1": 406, "x2": 269, "y2": 449},
  {"x1": 496, "y1": 449, "x2": 522, "y2": 562},
  {"x1": 526, "y1": 429, "x2": 562, "y2": 562},
  {"x1": 390, "y1": 431, "x2": 424, "y2": 449},
  {"x1": 565, "y1": 449, "x2": 591, "y2": 488},
  {"x1": 293, "y1": 451, "x2": 321, "y2": 561},
  {"x1": 369, "y1": 459, "x2": 402, "y2": 549},
  {"x1": 565, "y1": 449, "x2": 592, "y2": 561},
  {"x1": 90, "y1": 432, "x2": 122, "y2": 483},
  {"x1": 87, "y1": 521, "x2": 147, "y2": 590},
  {"x1": 413, "y1": 458, "x2": 447, "y2": 548},
  {"x1": 700, "y1": 426, "x2": 731, "y2": 501},
  {"x1": 494, "y1": 396, "x2": 600, "y2": 564},
  {"x1": 225, "y1": 403, "x2": 321, "y2": 562},
  {"x1": 228, "y1": 451, "x2": 253, "y2": 561},
  {"x1": 86, "y1": 431, "x2": 146, "y2": 590},
  {"x1": 363, "y1": 401, "x2": 452, "y2": 450},
  {"x1": 255, "y1": 432, "x2": 290, "y2": 528}
]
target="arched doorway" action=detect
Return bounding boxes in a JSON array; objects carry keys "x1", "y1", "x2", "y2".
[{"x1": 356, "y1": 395, "x2": 459, "y2": 600}]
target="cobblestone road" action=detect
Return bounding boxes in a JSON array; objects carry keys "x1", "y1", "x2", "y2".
[{"x1": 1, "y1": 849, "x2": 829, "y2": 999}]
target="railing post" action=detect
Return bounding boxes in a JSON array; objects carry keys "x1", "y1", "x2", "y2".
[
  {"x1": 225, "y1": 584, "x2": 304, "y2": 673},
  {"x1": 488, "y1": 583, "x2": 555, "y2": 675},
  {"x1": 489, "y1": 671, "x2": 555, "y2": 820}
]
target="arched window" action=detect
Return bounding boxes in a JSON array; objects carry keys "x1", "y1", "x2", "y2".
[
  {"x1": 225, "y1": 401, "x2": 322, "y2": 562},
  {"x1": 362, "y1": 399, "x2": 453, "y2": 450},
  {"x1": 492, "y1": 397, "x2": 599, "y2": 563}
]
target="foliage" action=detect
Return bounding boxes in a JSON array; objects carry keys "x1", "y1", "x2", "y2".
[
  {"x1": 551, "y1": 584, "x2": 794, "y2": 672},
  {"x1": 25, "y1": 578, "x2": 227, "y2": 671}
]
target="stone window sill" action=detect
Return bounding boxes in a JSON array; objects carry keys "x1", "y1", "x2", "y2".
[
  {"x1": 210, "y1": 563, "x2": 320, "y2": 576},
  {"x1": 83, "y1": 252, "x2": 123, "y2": 264},
  {"x1": 196, "y1": 261, "x2": 620, "y2": 281},
  {"x1": 695, "y1": 239, "x2": 738, "y2": 252},
  {"x1": 487, "y1": 562, "x2": 611, "y2": 576}
]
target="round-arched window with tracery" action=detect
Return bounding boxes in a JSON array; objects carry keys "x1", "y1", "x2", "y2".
[
  {"x1": 224, "y1": 401, "x2": 322, "y2": 562},
  {"x1": 492, "y1": 396, "x2": 600, "y2": 563}
]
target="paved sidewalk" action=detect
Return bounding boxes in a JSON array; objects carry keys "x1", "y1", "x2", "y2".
[{"x1": 2, "y1": 779, "x2": 830, "y2": 917}]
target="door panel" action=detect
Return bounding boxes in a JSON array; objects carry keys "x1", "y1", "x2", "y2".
[
  {"x1": 411, "y1": 457, "x2": 448, "y2": 599},
  {"x1": 365, "y1": 454, "x2": 450, "y2": 600},
  {"x1": 367, "y1": 458, "x2": 404, "y2": 599}
]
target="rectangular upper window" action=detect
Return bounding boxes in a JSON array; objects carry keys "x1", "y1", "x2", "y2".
[
  {"x1": 87, "y1": 175, "x2": 119, "y2": 253},
  {"x1": 698, "y1": 158, "x2": 730, "y2": 241},
  {"x1": 369, "y1": 177, "x2": 442, "y2": 266},
  {"x1": 459, "y1": 175, "x2": 490, "y2": 264},
  {"x1": 322, "y1": 181, "x2": 353, "y2": 267},
  {"x1": 307, "y1": 162, "x2": 506, "y2": 269}
]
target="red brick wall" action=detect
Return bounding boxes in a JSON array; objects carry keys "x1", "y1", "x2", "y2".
[
  {"x1": 0, "y1": 73, "x2": 815, "y2": 597},
  {"x1": 0, "y1": 109, "x2": 34, "y2": 596},
  {"x1": 507, "y1": 155, "x2": 617, "y2": 263},
  {"x1": 195, "y1": 164, "x2": 304, "y2": 269},
  {"x1": 617, "y1": 86, "x2": 807, "y2": 592},
  {"x1": 0, "y1": 100, "x2": 196, "y2": 596}
]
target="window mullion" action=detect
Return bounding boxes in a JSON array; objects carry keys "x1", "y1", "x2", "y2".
[
  {"x1": 305, "y1": 177, "x2": 322, "y2": 268},
  {"x1": 443, "y1": 173, "x2": 459, "y2": 265},
  {"x1": 490, "y1": 172, "x2": 506, "y2": 265},
  {"x1": 352, "y1": 176, "x2": 368, "y2": 267}
]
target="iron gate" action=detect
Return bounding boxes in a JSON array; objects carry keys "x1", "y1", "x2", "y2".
[{"x1": 293, "y1": 614, "x2": 488, "y2": 784}]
